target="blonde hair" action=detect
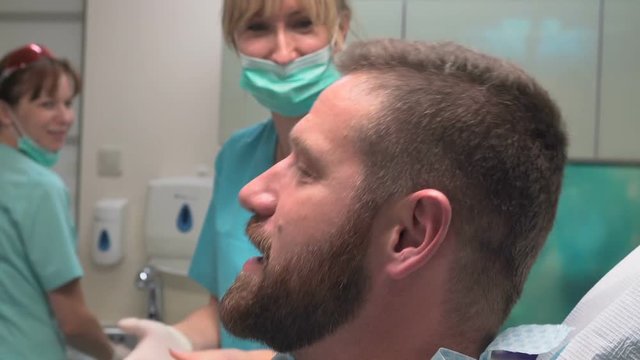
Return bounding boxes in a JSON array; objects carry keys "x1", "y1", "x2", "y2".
[{"x1": 222, "y1": 0, "x2": 351, "y2": 49}]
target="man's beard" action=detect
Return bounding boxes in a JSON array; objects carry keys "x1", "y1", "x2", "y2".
[{"x1": 219, "y1": 201, "x2": 374, "y2": 353}]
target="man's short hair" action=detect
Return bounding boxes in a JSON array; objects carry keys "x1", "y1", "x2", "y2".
[{"x1": 336, "y1": 39, "x2": 567, "y2": 335}]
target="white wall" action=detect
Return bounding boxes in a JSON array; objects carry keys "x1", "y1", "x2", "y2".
[{"x1": 80, "y1": 0, "x2": 221, "y2": 323}]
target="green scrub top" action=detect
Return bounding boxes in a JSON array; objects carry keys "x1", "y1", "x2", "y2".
[
  {"x1": 189, "y1": 120, "x2": 276, "y2": 350},
  {"x1": 0, "y1": 144, "x2": 83, "y2": 359}
]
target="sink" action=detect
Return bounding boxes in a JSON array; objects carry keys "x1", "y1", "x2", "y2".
[
  {"x1": 103, "y1": 325, "x2": 138, "y2": 349},
  {"x1": 66, "y1": 326, "x2": 138, "y2": 359}
]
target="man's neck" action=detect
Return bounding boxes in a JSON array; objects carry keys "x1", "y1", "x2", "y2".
[
  {"x1": 290, "y1": 291, "x2": 447, "y2": 360},
  {"x1": 290, "y1": 263, "x2": 483, "y2": 359}
]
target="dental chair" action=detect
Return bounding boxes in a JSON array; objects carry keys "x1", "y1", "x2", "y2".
[
  {"x1": 433, "y1": 246, "x2": 640, "y2": 360},
  {"x1": 538, "y1": 245, "x2": 640, "y2": 359}
]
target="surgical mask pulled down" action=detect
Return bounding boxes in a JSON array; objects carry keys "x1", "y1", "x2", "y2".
[
  {"x1": 239, "y1": 45, "x2": 341, "y2": 117},
  {"x1": 6, "y1": 109, "x2": 60, "y2": 167}
]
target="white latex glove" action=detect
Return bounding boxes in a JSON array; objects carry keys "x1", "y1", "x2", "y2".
[{"x1": 118, "y1": 317, "x2": 193, "y2": 360}]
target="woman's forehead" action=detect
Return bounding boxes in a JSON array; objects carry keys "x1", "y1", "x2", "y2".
[{"x1": 238, "y1": 0, "x2": 327, "y2": 23}]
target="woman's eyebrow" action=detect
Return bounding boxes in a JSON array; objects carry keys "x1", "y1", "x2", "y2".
[{"x1": 286, "y1": 10, "x2": 306, "y2": 18}]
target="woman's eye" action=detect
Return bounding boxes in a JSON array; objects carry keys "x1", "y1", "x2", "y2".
[
  {"x1": 246, "y1": 21, "x2": 269, "y2": 32},
  {"x1": 292, "y1": 18, "x2": 313, "y2": 30},
  {"x1": 40, "y1": 100, "x2": 55, "y2": 109}
]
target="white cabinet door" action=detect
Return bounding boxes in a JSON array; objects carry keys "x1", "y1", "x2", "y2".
[
  {"x1": 405, "y1": 0, "x2": 600, "y2": 160},
  {"x1": 598, "y1": 0, "x2": 640, "y2": 161}
]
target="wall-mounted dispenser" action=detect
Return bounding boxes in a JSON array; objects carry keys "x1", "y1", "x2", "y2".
[
  {"x1": 92, "y1": 198, "x2": 128, "y2": 266},
  {"x1": 144, "y1": 176, "x2": 213, "y2": 276}
]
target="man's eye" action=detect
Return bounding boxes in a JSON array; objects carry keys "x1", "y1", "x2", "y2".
[{"x1": 295, "y1": 164, "x2": 314, "y2": 181}]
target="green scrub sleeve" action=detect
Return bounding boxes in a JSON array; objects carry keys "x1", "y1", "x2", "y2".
[{"x1": 22, "y1": 182, "x2": 83, "y2": 291}]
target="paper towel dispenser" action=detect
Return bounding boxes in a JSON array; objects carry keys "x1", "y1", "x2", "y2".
[{"x1": 144, "y1": 176, "x2": 213, "y2": 275}]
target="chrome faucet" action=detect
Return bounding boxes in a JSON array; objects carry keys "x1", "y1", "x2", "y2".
[{"x1": 135, "y1": 265, "x2": 163, "y2": 321}]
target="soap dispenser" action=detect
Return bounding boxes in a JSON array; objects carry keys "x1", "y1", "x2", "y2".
[{"x1": 92, "y1": 198, "x2": 127, "y2": 266}]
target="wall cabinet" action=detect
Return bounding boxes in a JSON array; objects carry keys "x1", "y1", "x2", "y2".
[
  {"x1": 598, "y1": 0, "x2": 640, "y2": 161},
  {"x1": 405, "y1": 0, "x2": 600, "y2": 160},
  {"x1": 218, "y1": 0, "x2": 640, "y2": 161}
]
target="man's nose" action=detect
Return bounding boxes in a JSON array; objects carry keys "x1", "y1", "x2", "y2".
[{"x1": 239, "y1": 165, "x2": 280, "y2": 218}]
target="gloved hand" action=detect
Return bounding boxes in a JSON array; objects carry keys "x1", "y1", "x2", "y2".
[{"x1": 118, "y1": 317, "x2": 193, "y2": 360}]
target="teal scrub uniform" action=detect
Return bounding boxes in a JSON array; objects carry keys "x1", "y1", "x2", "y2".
[
  {"x1": 189, "y1": 120, "x2": 276, "y2": 350},
  {"x1": 0, "y1": 144, "x2": 83, "y2": 359}
]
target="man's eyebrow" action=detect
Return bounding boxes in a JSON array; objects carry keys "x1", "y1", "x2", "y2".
[{"x1": 290, "y1": 135, "x2": 321, "y2": 165}]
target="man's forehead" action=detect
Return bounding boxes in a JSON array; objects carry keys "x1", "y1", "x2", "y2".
[
  {"x1": 289, "y1": 75, "x2": 378, "y2": 159},
  {"x1": 310, "y1": 74, "x2": 378, "y2": 126},
  {"x1": 330, "y1": 73, "x2": 377, "y2": 101}
]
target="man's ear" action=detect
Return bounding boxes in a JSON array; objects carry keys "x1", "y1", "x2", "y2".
[{"x1": 386, "y1": 189, "x2": 451, "y2": 279}]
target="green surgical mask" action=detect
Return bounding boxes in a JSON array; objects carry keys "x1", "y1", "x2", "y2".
[
  {"x1": 18, "y1": 135, "x2": 60, "y2": 167},
  {"x1": 239, "y1": 45, "x2": 341, "y2": 117},
  {"x1": 6, "y1": 108, "x2": 60, "y2": 167}
]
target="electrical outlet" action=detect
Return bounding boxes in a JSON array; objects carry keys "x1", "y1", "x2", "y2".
[{"x1": 97, "y1": 146, "x2": 122, "y2": 177}]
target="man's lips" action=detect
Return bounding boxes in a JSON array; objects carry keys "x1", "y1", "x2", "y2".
[{"x1": 243, "y1": 256, "x2": 266, "y2": 273}]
